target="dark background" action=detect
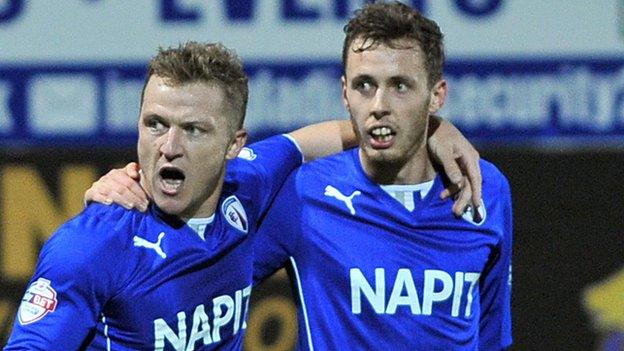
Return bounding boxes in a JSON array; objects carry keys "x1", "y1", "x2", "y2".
[{"x1": 483, "y1": 149, "x2": 624, "y2": 350}]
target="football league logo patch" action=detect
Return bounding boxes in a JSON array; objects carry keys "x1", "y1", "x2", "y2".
[
  {"x1": 237, "y1": 147, "x2": 257, "y2": 161},
  {"x1": 461, "y1": 200, "x2": 486, "y2": 226},
  {"x1": 222, "y1": 195, "x2": 249, "y2": 234},
  {"x1": 18, "y1": 278, "x2": 58, "y2": 325}
]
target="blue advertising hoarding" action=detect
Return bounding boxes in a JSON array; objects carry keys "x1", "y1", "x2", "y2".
[
  {"x1": 1, "y1": 58, "x2": 624, "y2": 147},
  {"x1": 1, "y1": 0, "x2": 623, "y2": 147}
]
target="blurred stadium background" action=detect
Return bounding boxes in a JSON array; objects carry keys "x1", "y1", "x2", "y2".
[{"x1": 1, "y1": 1, "x2": 623, "y2": 350}]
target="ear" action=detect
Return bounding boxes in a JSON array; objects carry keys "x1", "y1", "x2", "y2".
[
  {"x1": 225, "y1": 128, "x2": 248, "y2": 160},
  {"x1": 341, "y1": 75, "x2": 350, "y2": 113},
  {"x1": 428, "y1": 79, "x2": 447, "y2": 114}
]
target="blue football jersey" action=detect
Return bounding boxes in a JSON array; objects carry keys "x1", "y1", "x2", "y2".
[
  {"x1": 254, "y1": 148, "x2": 513, "y2": 351},
  {"x1": 5, "y1": 135, "x2": 302, "y2": 351}
]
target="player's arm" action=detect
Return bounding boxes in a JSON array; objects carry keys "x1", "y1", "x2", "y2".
[
  {"x1": 4, "y1": 226, "x2": 108, "y2": 349},
  {"x1": 84, "y1": 117, "x2": 480, "y2": 213},
  {"x1": 478, "y1": 178, "x2": 513, "y2": 350},
  {"x1": 287, "y1": 120, "x2": 356, "y2": 161},
  {"x1": 427, "y1": 115, "x2": 482, "y2": 215}
]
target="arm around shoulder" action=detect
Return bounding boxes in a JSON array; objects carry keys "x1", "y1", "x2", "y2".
[{"x1": 287, "y1": 120, "x2": 356, "y2": 161}]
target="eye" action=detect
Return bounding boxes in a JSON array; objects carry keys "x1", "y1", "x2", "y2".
[
  {"x1": 146, "y1": 118, "x2": 166, "y2": 133},
  {"x1": 352, "y1": 78, "x2": 375, "y2": 96},
  {"x1": 396, "y1": 82, "x2": 408, "y2": 92},
  {"x1": 392, "y1": 79, "x2": 414, "y2": 93},
  {"x1": 185, "y1": 125, "x2": 205, "y2": 136},
  {"x1": 356, "y1": 81, "x2": 371, "y2": 91}
]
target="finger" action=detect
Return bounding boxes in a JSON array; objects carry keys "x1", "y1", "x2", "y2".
[
  {"x1": 91, "y1": 169, "x2": 148, "y2": 210},
  {"x1": 458, "y1": 150, "x2": 482, "y2": 208},
  {"x1": 452, "y1": 178, "x2": 473, "y2": 217},
  {"x1": 107, "y1": 172, "x2": 149, "y2": 211},
  {"x1": 84, "y1": 189, "x2": 112, "y2": 206},
  {"x1": 84, "y1": 179, "x2": 113, "y2": 204},
  {"x1": 437, "y1": 149, "x2": 464, "y2": 187},
  {"x1": 468, "y1": 164, "x2": 482, "y2": 209},
  {"x1": 108, "y1": 188, "x2": 146, "y2": 211},
  {"x1": 114, "y1": 172, "x2": 149, "y2": 205},
  {"x1": 124, "y1": 162, "x2": 141, "y2": 180},
  {"x1": 84, "y1": 187, "x2": 95, "y2": 205},
  {"x1": 440, "y1": 181, "x2": 461, "y2": 200}
]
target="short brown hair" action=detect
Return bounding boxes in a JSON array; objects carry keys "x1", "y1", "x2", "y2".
[
  {"x1": 342, "y1": 1, "x2": 445, "y2": 88},
  {"x1": 140, "y1": 41, "x2": 249, "y2": 131}
]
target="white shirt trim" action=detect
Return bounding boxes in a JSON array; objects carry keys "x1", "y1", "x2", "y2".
[
  {"x1": 101, "y1": 314, "x2": 111, "y2": 351},
  {"x1": 187, "y1": 215, "x2": 215, "y2": 240},
  {"x1": 380, "y1": 180, "x2": 435, "y2": 199},
  {"x1": 290, "y1": 256, "x2": 314, "y2": 350},
  {"x1": 282, "y1": 133, "x2": 305, "y2": 163},
  {"x1": 380, "y1": 180, "x2": 435, "y2": 211}
]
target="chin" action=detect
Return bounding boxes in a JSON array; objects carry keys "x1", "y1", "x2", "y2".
[
  {"x1": 364, "y1": 147, "x2": 402, "y2": 163},
  {"x1": 153, "y1": 197, "x2": 187, "y2": 216}
]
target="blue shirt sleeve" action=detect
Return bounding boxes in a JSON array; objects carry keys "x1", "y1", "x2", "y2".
[
  {"x1": 253, "y1": 169, "x2": 302, "y2": 285},
  {"x1": 479, "y1": 176, "x2": 513, "y2": 350},
  {"x1": 5, "y1": 206, "x2": 129, "y2": 350},
  {"x1": 226, "y1": 134, "x2": 303, "y2": 219}
]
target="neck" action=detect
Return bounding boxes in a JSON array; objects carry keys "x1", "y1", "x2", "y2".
[{"x1": 359, "y1": 146, "x2": 435, "y2": 185}]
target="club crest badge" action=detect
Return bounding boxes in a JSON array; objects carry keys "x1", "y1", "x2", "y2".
[
  {"x1": 222, "y1": 195, "x2": 248, "y2": 234},
  {"x1": 461, "y1": 200, "x2": 487, "y2": 226},
  {"x1": 18, "y1": 278, "x2": 58, "y2": 325},
  {"x1": 237, "y1": 147, "x2": 257, "y2": 161}
]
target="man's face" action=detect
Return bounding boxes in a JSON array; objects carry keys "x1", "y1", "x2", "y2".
[
  {"x1": 342, "y1": 38, "x2": 446, "y2": 166},
  {"x1": 138, "y1": 75, "x2": 245, "y2": 218}
]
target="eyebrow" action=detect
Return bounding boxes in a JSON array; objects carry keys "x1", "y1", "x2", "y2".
[
  {"x1": 180, "y1": 120, "x2": 213, "y2": 128},
  {"x1": 388, "y1": 75, "x2": 417, "y2": 86},
  {"x1": 142, "y1": 113, "x2": 164, "y2": 121},
  {"x1": 351, "y1": 73, "x2": 416, "y2": 84},
  {"x1": 142, "y1": 112, "x2": 213, "y2": 126},
  {"x1": 351, "y1": 74, "x2": 374, "y2": 82}
]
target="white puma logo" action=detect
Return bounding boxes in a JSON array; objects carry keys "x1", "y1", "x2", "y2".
[
  {"x1": 133, "y1": 232, "x2": 167, "y2": 259},
  {"x1": 324, "y1": 185, "x2": 361, "y2": 215}
]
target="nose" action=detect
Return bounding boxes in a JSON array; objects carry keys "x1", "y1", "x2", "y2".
[
  {"x1": 159, "y1": 128, "x2": 184, "y2": 160},
  {"x1": 370, "y1": 89, "x2": 390, "y2": 120}
]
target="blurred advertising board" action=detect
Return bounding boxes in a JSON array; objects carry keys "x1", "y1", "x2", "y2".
[{"x1": 0, "y1": 0, "x2": 623, "y2": 147}]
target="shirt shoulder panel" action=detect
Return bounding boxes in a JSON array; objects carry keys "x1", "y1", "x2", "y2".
[
  {"x1": 40, "y1": 204, "x2": 142, "y2": 292},
  {"x1": 223, "y1": 135, "x2": 303, "y2": 220}
]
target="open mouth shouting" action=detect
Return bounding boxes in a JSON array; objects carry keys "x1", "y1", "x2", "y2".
[
  {"x1": 158, "y1": 166, "x2": 186, "y2": 196},
  {"x1": 369, "y1": 126, "x2": 396, "y2": 149}
]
